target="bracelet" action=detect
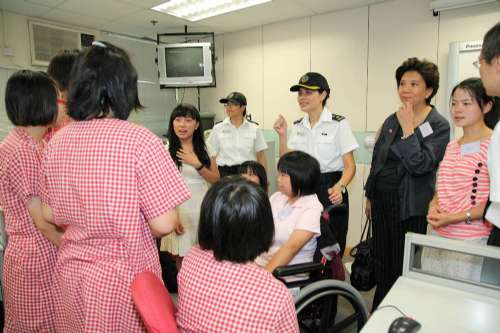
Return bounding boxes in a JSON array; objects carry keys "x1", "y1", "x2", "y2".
[
  {"x1": 195, "y1": 164, "x2": 204, "y2": 171},
  {"x1": 465, "y1": 211, "x2": 472, "y2": 224}
]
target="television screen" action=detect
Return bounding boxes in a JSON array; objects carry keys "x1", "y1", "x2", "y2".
[
  {"x1": 158, "y1": 42, "x2": 215, "y2": 88},
  {"x1": 165, "y1": 47, "x2": 204, "y2": 77}
]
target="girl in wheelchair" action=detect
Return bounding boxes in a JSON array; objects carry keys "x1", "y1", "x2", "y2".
[{"x1": 256, "y1": 151, "x2": 323, "y2": 278}]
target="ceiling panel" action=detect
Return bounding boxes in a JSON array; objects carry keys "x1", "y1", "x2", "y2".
[
  {"x1": 0, "y1": 0, "x2": 52, "y2": 17},
  {"x1": 114, "y1": 9, "x2": 189, "y2": 29},
  {"x1": 40, "y1": 8, "x2": 109, "y2": 30},
  {"x1": 58, "y1": 0, "x2": 142, "y2": 20},
  {"x1": 26, "y1": 0, "x2": 66, "y2": 7},
  {"x1": 115, "y1": 0, "x2": 166, "y2": 9}
]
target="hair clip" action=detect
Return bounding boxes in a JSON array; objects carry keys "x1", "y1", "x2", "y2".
[{"x1": 92, "y1": 41, "x2": 107, "y2": 48}]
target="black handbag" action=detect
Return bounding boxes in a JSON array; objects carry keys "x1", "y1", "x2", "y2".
[{"x1": 349, "y1": 218, "x2": 376, "y2": 291}]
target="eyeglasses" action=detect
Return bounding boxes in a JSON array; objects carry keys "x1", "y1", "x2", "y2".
[
  {"x1": 297, "y1": 89, "x2": 318, "y2": 96},
  {"x1": 224, "y1": 102, "x2": 241, "y2": 108}
]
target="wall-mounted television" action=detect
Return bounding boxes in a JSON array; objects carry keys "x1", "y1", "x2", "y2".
[{"x1": 157, "y1": 42, "x2": 215, "y2": 88}]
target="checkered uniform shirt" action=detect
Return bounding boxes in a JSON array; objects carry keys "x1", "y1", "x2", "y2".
[
  {"x1": 40, "y1": 119, "x2": 190, "y2": 332},
  {"x1": 177, "y1": 246, "x2": 299, "y2": 333},
  {"x1": 0, "y1": 127, "x2": 58, "y2": 332}
]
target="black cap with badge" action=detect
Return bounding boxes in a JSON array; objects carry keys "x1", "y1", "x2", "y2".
[
  {"x1": 290, "y1": 72, "x2": 330, "y2": 93},
  {"x1": 219, "y1": 92, "x2": 247, "y2": 105}
]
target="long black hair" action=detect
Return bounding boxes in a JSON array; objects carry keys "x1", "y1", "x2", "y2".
[
  {"x1": 451, "y1": 77, "x2": 499, "y2": 130},
  {"x1": 167, "y1": 103, "x2": 211, "y2": 169}
]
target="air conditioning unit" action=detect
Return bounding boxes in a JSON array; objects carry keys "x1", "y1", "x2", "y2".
[
  {"x1": 28, "y1": 21, "x2": 95, "y2": 67},
  {"x1": 430, "y1": 0, "x2": 498, "y2": 14}
]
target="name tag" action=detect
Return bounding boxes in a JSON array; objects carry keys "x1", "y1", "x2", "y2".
[
  {"x1": 461, "y1": 141, "x2": 481, "y2": 156},
  {"x1": 418, "y1": 121, "x2": 433, "y2": 138}
]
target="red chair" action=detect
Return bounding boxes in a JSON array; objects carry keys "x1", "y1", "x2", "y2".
[{"x1": 131, "y1": 270, "x2": 178, "y2": 333}]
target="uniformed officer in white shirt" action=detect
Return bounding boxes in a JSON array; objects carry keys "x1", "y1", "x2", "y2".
[
  {"x1": 274, "y1": 72, "x2": 358, "y2": 256},
  {"x1": 208, "y1": 92, "x2": 268, "y2": 177}
]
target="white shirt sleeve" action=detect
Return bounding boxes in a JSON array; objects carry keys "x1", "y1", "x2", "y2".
[
  {"x1": 207, "y1": 127, "x2": 220, "y2": 156},
  {"x1": 337, "y1": 119, "x2": 359, "y2": 155},
  {"x1": 254, "y1": 127, "x2": 268, "y2": 152},
  {"x1": 206, "y1": 141, "x2": 216, "y2": 158}
]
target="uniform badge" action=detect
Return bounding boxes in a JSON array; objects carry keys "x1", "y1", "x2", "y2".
[{"x1": 300, "y1": 74, "x2": 309, "y2": 83}]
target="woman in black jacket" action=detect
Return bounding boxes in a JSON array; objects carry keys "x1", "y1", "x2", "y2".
[{"x1": 364, "y1": 58, "x2": 450, "y2": 309}]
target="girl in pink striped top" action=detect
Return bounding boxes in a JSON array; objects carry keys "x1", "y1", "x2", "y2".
[{"x1": 423, "y1": 78, "x2": 499, "y2": 280}]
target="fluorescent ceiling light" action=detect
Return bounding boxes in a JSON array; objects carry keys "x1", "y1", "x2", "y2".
[{"x1": 152, "y1": 0, "x2": 273, "y2": 22}]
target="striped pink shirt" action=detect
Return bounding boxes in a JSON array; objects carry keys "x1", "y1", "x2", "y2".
[{"x1": 435, "y1": 138, "x2": 492, "y2": 239}]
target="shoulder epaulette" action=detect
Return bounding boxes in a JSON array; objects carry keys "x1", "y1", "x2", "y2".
[
  {"x1": 293, "y1": 118, "x2": 303, "y2": 125},
  {"x1": 214, "y1": 120, "x2": 223, "y2": 125},
  {"x1": 247, "y1": 119, "x2": 259, "y2": 125},
  {"x1": 331, "y1": 114, "x2": 345, "y2": 122}
]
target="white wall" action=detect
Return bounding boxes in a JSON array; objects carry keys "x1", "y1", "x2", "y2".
[{"x1": 1, "y1": 1, "x2": 499, "y2": 249}]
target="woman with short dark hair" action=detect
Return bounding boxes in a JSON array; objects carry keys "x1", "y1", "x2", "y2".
[
  {"x1": 0, "y1": 70, "x2": 61, "y2": 332},
  {"x1": 40, "y1": 41, "x2": 190, "y2": 331},
  {"x1": 256, "y1": 151, "x2": 323, "y2": 275},
  {"x1": 364, "y1": 57, "x2": 450, "y2": 309},
  {"x1": 177, "y1": 177, "x2": 298, "y2": 332},
  {"x1": 240, "y1": 160, "x2": 269, "y2": 192}
]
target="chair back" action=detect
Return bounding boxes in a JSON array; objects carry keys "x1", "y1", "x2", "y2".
[{"x1": 131, "y1": 270, "x2": 178, "y2": 333}]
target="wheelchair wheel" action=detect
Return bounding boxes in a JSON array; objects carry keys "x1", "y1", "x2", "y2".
[{"x1": 294, "y1": 280, "x2": 369, "y2": 333}]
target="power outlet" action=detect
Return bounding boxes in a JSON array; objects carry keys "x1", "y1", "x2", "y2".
[{"x1": 3, "y1": 47, "x2": 13, "y2": 57}]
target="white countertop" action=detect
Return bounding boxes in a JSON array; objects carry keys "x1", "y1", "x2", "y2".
[{"x1": 361, "y1": 276, "x2": 500, "y2": 332}]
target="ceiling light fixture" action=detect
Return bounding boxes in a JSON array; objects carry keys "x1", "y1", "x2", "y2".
[{"x1": 152, "y1": 0, "x2": 273, "y2": 22}]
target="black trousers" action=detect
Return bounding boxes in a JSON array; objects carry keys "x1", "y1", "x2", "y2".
[
  {"x1": 371, "y1": 189, "x2": 426, "y2": 310},
  {"x1": 218, "y1": 165, "x2": 241, "y2": 178},
  {"x1": 316, "y1": 172, "x2": 349, "y2": 258}
]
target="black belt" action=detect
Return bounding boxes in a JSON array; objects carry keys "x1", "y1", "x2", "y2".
[
  {"x1": 218, "y1": 165, "x2": 242, "y2": 176},
  {"x1": 320, "y1": 171, "x2": 342, "y2": 183}
]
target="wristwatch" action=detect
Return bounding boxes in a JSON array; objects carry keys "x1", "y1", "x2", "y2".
[
  {"x1": 465, "y1": 211, "x2": 472, "y2": 224},
  {"x1": 339, "y1": 182, "x2": 346, "y2": 194}
]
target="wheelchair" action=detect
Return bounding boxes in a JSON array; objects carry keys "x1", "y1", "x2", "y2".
[{"x1": 273, "y1": 204, "x2": 370, "y2": 333}]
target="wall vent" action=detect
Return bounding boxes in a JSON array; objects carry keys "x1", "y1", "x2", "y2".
[{"x1": 28, "y1": 21, "x2": 95, "y2": 67}]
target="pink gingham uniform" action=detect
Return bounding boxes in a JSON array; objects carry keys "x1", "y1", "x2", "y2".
[
  {"x1": 0, "y1": 127, "x2": 58, "y2": 332},
  {"x1": 177, "y1": 246, "x2": 299, "y2": 333},
  {"x1": 41, "y1": 119, "x2": 190, "y2": 332}
]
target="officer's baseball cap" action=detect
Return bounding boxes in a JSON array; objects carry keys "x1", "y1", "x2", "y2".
[
  {"x1": 219, "y1": 92, "x2": 247, "y2": 105},
  {"x1": 290, "y1": 72, "x2": 330, "y2": 92}
]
